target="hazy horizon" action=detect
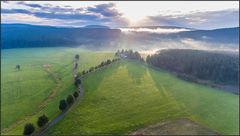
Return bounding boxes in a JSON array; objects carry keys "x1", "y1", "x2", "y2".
[{"x1": 1, "y1": 1, "x2": 239, "y2": 29}]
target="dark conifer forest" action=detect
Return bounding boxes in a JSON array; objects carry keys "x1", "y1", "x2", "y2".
[{"x1": 146, "y1": 49, "x2": 239, "y2": 85}]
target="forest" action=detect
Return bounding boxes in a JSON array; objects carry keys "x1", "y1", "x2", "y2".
[{"x1": 146, "y1": 49, "x2": 239, "y2": 85}]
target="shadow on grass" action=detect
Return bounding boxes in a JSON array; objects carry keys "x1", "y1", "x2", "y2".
[
  {"x1": 82, "y1": 61, "x2": 122, "y2": 92},
  {"x1": 123, "y1": 60, "x2": 147, "y2": 85}
]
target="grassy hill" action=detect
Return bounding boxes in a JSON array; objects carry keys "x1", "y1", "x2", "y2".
[
  {"x1": 46, "y1": 60, "x2": 239, "y2": 135},
  {"x1": 1, "y1": 48, "x2": 115, "y2": 135}
]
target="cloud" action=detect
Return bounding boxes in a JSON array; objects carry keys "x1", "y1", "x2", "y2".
[
  {"x1": 1, "y1": 2, "x2": 129, "y2": 27},
  {"x1": 16, "y1": 1, "x2": 78, "y2": 13},
  {"x1": 1, "y1": 9, "x2": 31, "y2": 14},
  {"x1": 87, "y1": 3, "x2": 121, "y2": 17},
  {"x1": 140, "y1": 9, "x2": 239, "y2": 29},
  {"x1": 33, "y1": 12, "x2": 99, "y2": 20},
  {"x1": 17, "y1": 2, "x2": 43, "y2": 8}
]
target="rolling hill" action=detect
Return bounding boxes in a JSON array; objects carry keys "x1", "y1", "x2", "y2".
[
  {"x1": 1, "y1": 24, "x2": 239, "y2": 50},
  {"x1": 46, "y1": 60, "x2": 239, "y2": 135},
  {"x1": 1, "y1": 48, "x2": 239, "y2": 135},
  {"x1": 1, "y1": 48, "x2": 115, "y2": 135}
]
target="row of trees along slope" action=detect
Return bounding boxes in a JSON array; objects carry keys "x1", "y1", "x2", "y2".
[
  {"x1": 23, "y1": 115, "x2": 49, "y2": 135},
  {"x1": 146, "y1": 49, "x2": 239, "y2": 86},
  {"x1": 115, "y1": 49, "x2": 144, "y2": 61}
]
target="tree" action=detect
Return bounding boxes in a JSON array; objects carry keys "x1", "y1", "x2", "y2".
[
  {"x1": 59, "y1": 99, "x2": 67, "y2": 111},
  {"x1": 75, "y1": 54, "x2": 79, "y2": 60},
  {"x1": 100, "y1": 61, "x2": 105, "y2": 67},
  {"x1": 89, "y1": 67, "x2": 94, "y2": 72},
  {"x1": 115, "y1": 50, "x2": 120, "y2": 56},
  {"x1": 116, "y1": 49, "x2": 143, "y2": 61},
  {"x1": 16, "y1": 64, "x2": 20, "y2": 70},
  {"x1": 37, "y1": 114, "x2": 49, "y2": 128},
  {"x1": 106, "y1": 59, "x2": 111, "y2": 64},
  {"x1": 82, "y1": 70, "x2": 86, "y2": 75},
  {"x1": 67, "y1": 95, "x2": 74, "y2": 105},
  {"x1": 74, "y1": 78, "x2": 81, "y2": 86},
  {"x1": 146, "y1": 55, "x2": 151, "y2": 64},
  {"x1": 77, "y1": 72, "x2": 82, "y2": 77},
  {"x1": 23, "y1": 123, "x2": 35, "y2": 135},
  {"x1": 73, "y1": 91, "x2": 79, "y2": 98}
]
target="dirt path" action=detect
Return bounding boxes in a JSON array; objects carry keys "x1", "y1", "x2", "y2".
[{"x1": 39, "y1": 64, "x2": 61, "y2": 109}]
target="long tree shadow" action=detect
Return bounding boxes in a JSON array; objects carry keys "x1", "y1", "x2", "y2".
[
  {"x1": 124, "y1": 60, "x2": 147, "y2": 85},
  {"x1": 82, "y1": 61, "x2": 122, "y2": 92},
  {"x1": 147, "y1": 65, "x2": 181, "y2": 100},
  {"x1": 147, "y1": 65, "x2": 190, "y2": 116}
]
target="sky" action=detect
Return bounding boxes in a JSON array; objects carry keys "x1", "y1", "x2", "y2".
[{"x1": 1, "y1": 1, "x2": 239, "y2": 29}]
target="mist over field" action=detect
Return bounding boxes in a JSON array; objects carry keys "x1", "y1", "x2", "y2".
[
  {"x1": 1, "y1": 1, "x2": 239, "y2": 135},
  {"x1": 2, "y1": 24, "x2": 239, "y2": 54}
]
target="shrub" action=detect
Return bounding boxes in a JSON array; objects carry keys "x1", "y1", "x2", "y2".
[
  {"x1": 89, "y1": 67, "x2": 94, "y2": 72},
  {"x1": 23, "y1": 123, "x2": 35, "y2": 135},
  {"x1": 106, "y1": 59, "x2": 111, "y2": 64},
  {"x1": 67, "y1": 95, "x2": 74, "y2": 105},
  {"x1": 37, "y1": 114, "x2": 49, "y2": 128},
  {"x1": 73, "y1": 91, "x2": 79, "y2": 98},
  {"x1": 59, "y1": 99, "x2": 67, "y2": 111},
  {"x1": 74, "y1": 78, "x2": 81, "y2": 86},
  {"x1": 82, "y1": 70, "x2": 86, "y2": 75},
  {"x1": 77, "y1": 72, "x2": 82, "y2": 77},
  {"x1": 75, "y1": 54, "x2": 79, "y2": 60},
  {"x1": 100, "y1": 61, "x2": 105, "y2": 67}
]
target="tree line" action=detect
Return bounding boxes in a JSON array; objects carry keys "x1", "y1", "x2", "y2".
[
  {"x1": 23, "y1": 88, "x2": 80, "y2": 135},
  {"x1": 23, "y1": 114, "x2": 49, "y2": 135},
  {"x1": 115, "y1": 49, "x2": 144, "y2": 61},
  {"x1": 58, "y1": 57, "x2": 121, "y2": 132},
  {"x1": 146, "y1": 49, "x2": 239, "y2": 85},
  {"x1": 59, "y1": 57, "x2": 122, "y2": 114},
  {"x1": 78, "y1": 58, "x2": 120, "y2": 77}
]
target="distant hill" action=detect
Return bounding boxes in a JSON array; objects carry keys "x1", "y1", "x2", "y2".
[
  {"x1": 173, "y1": 27, "x2": 239, "y2": 43},
  {"x1": 84, "y1": 25, "x2": 110, "y2": 29},
  {"x1": 1, "y1": 24, "x2": 120, "y2": 49},
  {"x1": 1, "y1": 24, "x2": 239, "y2": 49}
]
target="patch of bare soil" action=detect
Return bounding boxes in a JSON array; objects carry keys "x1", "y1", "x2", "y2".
[{"x1": 131, "y1": 118, "x2": 220, "y2": 135}]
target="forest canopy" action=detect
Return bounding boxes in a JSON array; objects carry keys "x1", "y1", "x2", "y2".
[{"x1": 146, "y1": 49, "x2": 239, "y2": 85}]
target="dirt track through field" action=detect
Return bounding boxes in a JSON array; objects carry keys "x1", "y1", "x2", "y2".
[
  {"x1": 37, "y1": 60, "x2": 84, "y2": 136},
  {"x1": 39, "y1": 64, "x2": 61, "y2": 109},
  {"x1": 37, "y1": 60, "x2": 119, "y2": 136}
]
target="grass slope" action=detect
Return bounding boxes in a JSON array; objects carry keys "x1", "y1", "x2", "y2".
[
  {"x1": 46, "y1": 60, "x2": 239, "y2": 135},
  {"x1": 1, "y1": 48, "x2": 114, "y2": 135}
]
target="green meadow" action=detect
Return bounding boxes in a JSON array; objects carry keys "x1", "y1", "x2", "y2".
[
  {"x1": 46, "y1": 60, "x2": 239, "y2": 135},
  {"x1": 1, "y1": 48, "x2": 239, "y2": 135},
  {"x1": 1, "y1": 48, "x2": 114, "y2": 135}
]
